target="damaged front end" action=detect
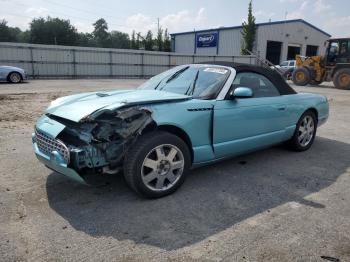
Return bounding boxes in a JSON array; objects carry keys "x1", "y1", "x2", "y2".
[{"x1": 32, "y1": 106, "x2": 154, "y2": 183}]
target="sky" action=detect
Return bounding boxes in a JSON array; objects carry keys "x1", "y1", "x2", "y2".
[{"x1": 1, "y1": 0, "x2": 349, "y2": 37}]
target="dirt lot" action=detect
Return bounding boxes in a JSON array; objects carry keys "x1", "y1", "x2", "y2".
[{"x1": 0, "y1": 79, "x2": 349, "y2": 262}]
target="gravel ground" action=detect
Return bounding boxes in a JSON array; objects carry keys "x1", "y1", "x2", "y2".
[{"x1": 0, "y1": 79, "x2": 349, "y2": 262}]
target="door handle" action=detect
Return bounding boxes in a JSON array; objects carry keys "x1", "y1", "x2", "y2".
[{"x1": 278, "y1": 107, "x2": 286, "y2": 111}]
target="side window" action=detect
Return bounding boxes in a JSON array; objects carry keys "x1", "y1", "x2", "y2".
[
  {"x1": 339, "y1": 40, "x2": 349, "y2": 56},
  {"x1": 328, "y1": 42, "x2": 339, "y2": 63},
  {"x1": 231, "y1": 72, "x2": 280, "y2": 98},
  {"x1": 192, "y1": 67, "x2": 230, "y2": 98},
  {"x1": 280, "y1": 61, "x2": 288, "y2": 67}
]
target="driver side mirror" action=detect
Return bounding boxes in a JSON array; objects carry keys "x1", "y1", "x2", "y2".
[{"x1": 230, "y1": 87, "x2": 253, "y2": 99}]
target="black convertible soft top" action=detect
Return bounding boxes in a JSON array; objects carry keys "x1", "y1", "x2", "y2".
[{"x1": 199, "y1": 61, "x2": 297, "y2": 95}]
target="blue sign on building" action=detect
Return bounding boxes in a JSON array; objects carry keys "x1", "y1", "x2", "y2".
[{"x1": 196, "y1": 32, "x2": 218, "y2": 48}]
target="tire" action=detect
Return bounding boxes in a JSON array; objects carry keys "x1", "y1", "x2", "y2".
[
  {"x1": 288, "y1": 110, "x2": 317, "y2": 151},
  {"x1": 8, "y1": 72, "x2": 22, "y2": 83},
  {"x1": 292, "y1": 67, "x2": 311, "y2": 86},
  {"x1": 333, "y1": 68, "x2": 350, "y2": 90},
  {"x1": 123, "y1": 131, "x2": 191, "y2": 198},
  {"x1": 283, "y1": 69, "x2": 293, "y2": 80}
]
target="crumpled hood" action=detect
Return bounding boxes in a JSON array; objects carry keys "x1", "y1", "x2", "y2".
[{"x1": 46, "y1": 89, "x2": 191, "y2": 122}]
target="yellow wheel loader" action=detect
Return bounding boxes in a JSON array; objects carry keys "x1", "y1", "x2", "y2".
[{"x1": 292, "y1": 38, "x2": 350, "y2": 89}]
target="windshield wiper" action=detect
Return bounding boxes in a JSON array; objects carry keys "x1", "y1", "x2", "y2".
[
  {"x1": 153, "y1": 80, "x2": 162, "y2": 90},
  {"x1": 158, "y1": 67, "x2": 189, "y2": 91},
  {"x1": 166, "y1": 67, "x2": 189, "y2": 83},
  {"x1": 186, "y1": 70, "x2": 200, "y2": 96},
  {"x1": 157, "y1": 67, "x2": 190, "y2": 91}
]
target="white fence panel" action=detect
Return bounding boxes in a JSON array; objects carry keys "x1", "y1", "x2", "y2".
[
  {"x1": 33, "y1": 49, "x2": 73, "y2": 63},
  {"x1": 0, "y1": 46, "x2": 31, "y2": 61},
  {"x1": 0, "y1": 42, "x2": 256, "y2": 78}
]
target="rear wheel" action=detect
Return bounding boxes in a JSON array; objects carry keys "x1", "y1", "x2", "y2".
[
  {"x1": 333, "y1": 68, "x2": 350, "y2": 90},
  {"x1": 8, "y1": 72, "x2": 22, "y2": 83},
  {"x1": 123, "y1": 131, "x2": 191, "y2": 198},
  {"x1": 292, "y1": 67, "x2": 311, "y2": 86},
  {"x1": 288, "y1": 110, "x2": 317, "y2": 151}
]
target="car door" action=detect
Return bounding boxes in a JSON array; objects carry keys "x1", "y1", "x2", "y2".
[{"x1": 213, "y1": 71, "x2": 290, "y2": 158}]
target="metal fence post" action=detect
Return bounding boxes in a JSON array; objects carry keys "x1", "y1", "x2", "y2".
[
  {"x1": 109, "y1": 51, "x2": 113, "y2": 77},
  {"x1": 29, "y1": 47, "x2": 35, "y2": 78},
  {"x1": 72, "y1": 49, "x2": 76, "y2": 78},
  {"x1": 141, "y1": 52, "x2": 144, "y2": 78},
  {"x1": 168, "y1": 54, "x2": 171, "y2": 69}
]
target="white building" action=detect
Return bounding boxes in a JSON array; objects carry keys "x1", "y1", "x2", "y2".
[{"x1": 170, "y1": 19, "x2": 331, "y2": 65}]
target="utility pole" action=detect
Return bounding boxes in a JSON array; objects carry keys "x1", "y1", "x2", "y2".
[
  {"x1": 157, "y1": 17, "x2": 161, "y2": 51},
  {"x1": 136, "y1": 32, "x2": 146, "y2": 50}
]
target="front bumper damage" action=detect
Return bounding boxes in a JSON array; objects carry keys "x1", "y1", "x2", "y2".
[
  {"x1": 32, "y1": 136, "x2": 86, "y2": 183},
  {"x1": 32, "y1": 106, "x2": 154, "y2": 183}
]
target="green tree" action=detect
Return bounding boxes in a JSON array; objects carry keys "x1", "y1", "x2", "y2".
[
  {"x1": 108, "y1": 31, "x2": 130, "y2": 49},
  {"x1": 130, "y1": 30, "x2": 137, "y2": 49},
  {"x1": 163, "y1": 28, "x2": 171, "y2": 52},
  {"x1": 0, "y1": 20, "x2": 22, "y2": 42},
  {"x1": 92, "y1": 18, "x2": 109, "y2": 47},
  {"x1": 29, "y1": 17, "x2": 78, "y2": 45},
  {"x1": 144, "y1": 30, "x2": 153, "y2": 51},
  {"x1": 135, "y1": 32, "x2": 141, "y2": 50},
  {"x1": 156, "y1": 27, "x2": 163, "y2": 51},
  {"x1": 17, "y1": 30, "x2": 31, "y2": 43},
  {"x1": 241, "y1": 0, "x2": 256, "y2": 55},
  {"x1": 77, "y1": 32, "x2": 97, "y2": 47}
]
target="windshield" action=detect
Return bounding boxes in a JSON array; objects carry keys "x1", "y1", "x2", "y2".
[
  {"x1": 138, "y1": 65, "x2": 230, "y2": 99},
  {"x1": 280, "y1": 61, "x2": 288, "y2": 66}
]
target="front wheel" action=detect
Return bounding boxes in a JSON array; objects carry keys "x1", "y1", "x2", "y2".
[
  {"x1": 8, "y1": 72, "x2": 22, "y2": 83},
  {"x1": 123, "y1": 131, "x2": 191, "y2": 198},
  {"x1": 288, "y1": 110, "x2": 317, "y2": 151},
  {"x1": 292, "y1": 67, "x2": 311, "y2": 86}
]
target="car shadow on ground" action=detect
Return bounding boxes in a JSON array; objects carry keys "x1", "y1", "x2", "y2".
[
  {"x1": 0, "y1": 81, "x2": 29, "y2": 84},
  {"x1": 46, "y1": 137, "x2": 349, "y2": 250}
]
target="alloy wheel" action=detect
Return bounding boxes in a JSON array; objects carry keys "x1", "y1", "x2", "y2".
[
  {"x1": 298, "y1": 115, "x2": 315, "y2": 147},
  {"x1": 141, "y1": 144, "x2": 184, "y2": 191},
  {"x1": 10, "y1": 73, "x2": 21, "y2": 83}
]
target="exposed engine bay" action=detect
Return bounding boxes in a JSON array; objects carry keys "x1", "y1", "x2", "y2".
[{"x1": 47, "y1": 107, "x2": 154, "y2": 176}]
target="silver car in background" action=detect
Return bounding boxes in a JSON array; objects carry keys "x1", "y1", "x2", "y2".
[
  {"x1": 276, "y1": 60, "x2": 296, "y2": 79},
  {"x1": 0, "y1": 66, "x2": 26, "y2": 83}
]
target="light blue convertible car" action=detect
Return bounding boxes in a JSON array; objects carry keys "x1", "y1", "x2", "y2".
[
  {"x1": 0, "y1": 65, "x2": 26, "y2": 83},
  {"x1": 32, "y1": 62, "x2": 329, "y2": 198}
]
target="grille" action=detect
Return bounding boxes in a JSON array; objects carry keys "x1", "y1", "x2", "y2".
[{"x1": 35, "y1": 129, "x2": 70, "y2": 163}]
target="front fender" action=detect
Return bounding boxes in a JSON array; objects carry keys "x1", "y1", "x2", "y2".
[{"x1": 150, "y1": 100, "x2": 216, "y2": 163}]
